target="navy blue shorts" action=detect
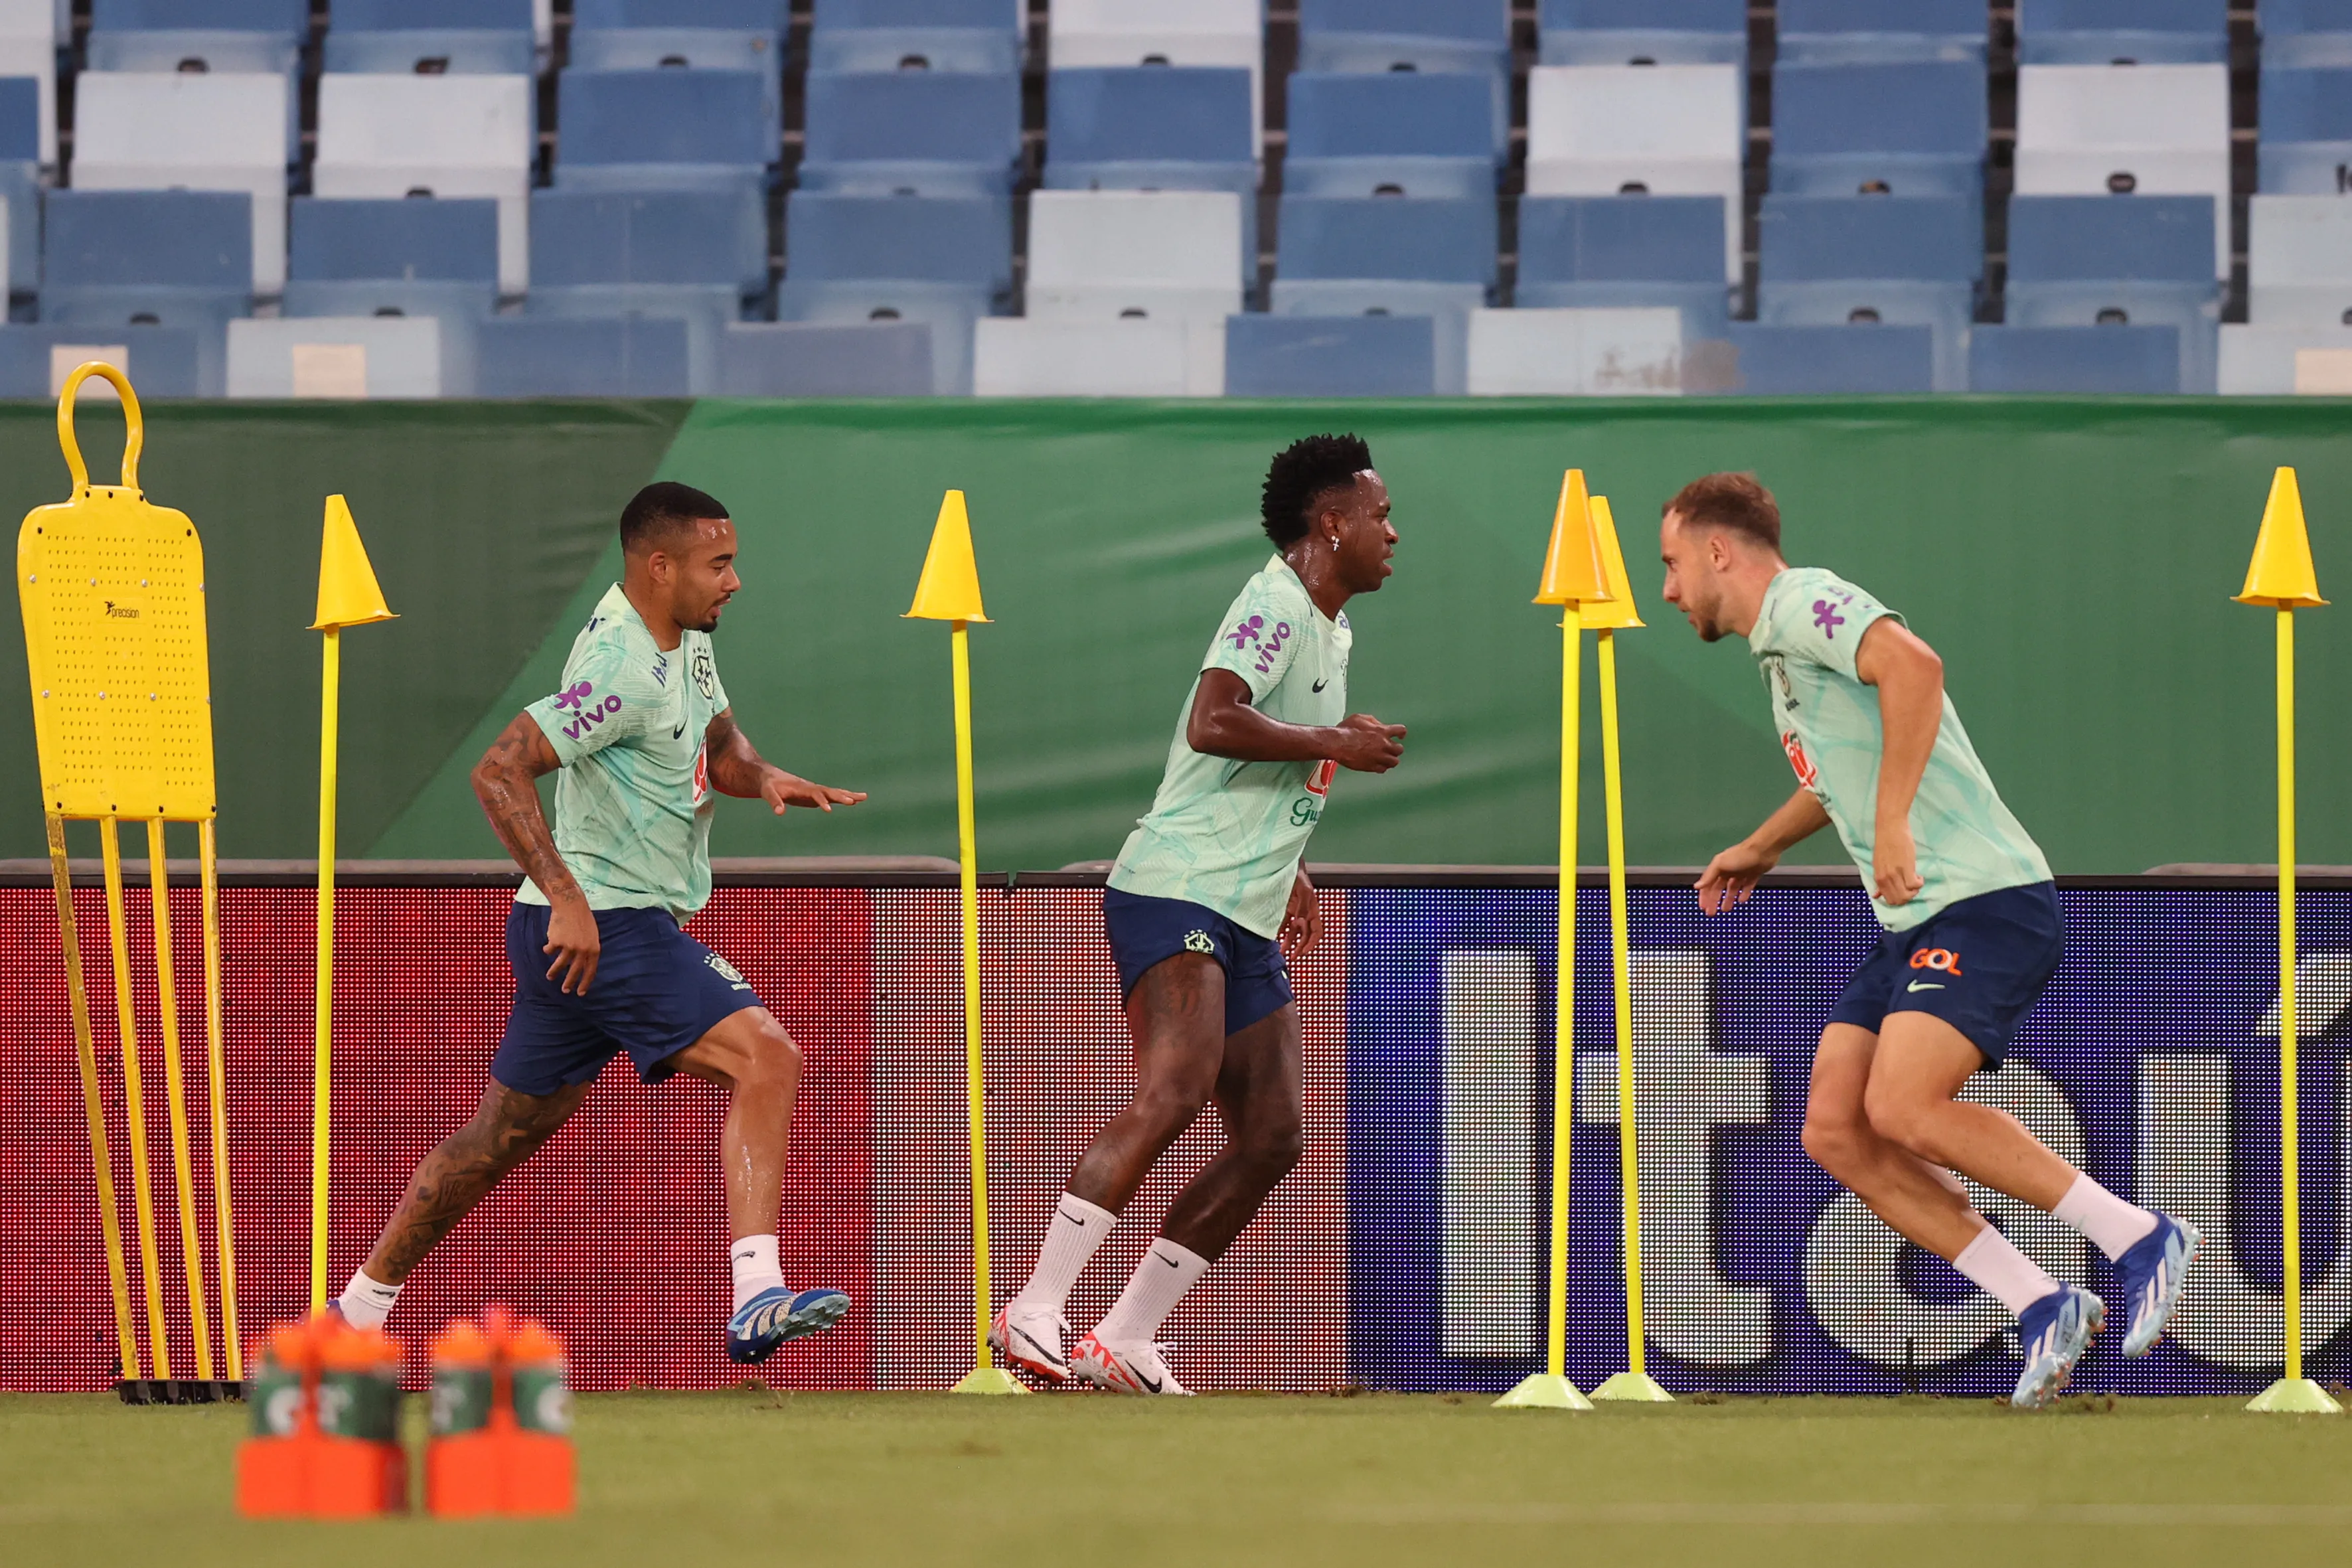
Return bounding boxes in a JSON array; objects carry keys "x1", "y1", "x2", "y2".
[
  {"x1": 1103, "y1": 889, "x2": 1294, "y2": 1037},
  {"x1": 1829, "y1": 882, "x2": 2063, "y2": 1069},
  {"x1": 491, "y1": 903, "x2": 763, "y2": 1096}
]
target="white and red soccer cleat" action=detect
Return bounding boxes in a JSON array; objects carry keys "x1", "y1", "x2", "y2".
[
  {"x1": 988, "y1": 1298, "x2": 1071, "y2": 1385},
  {"x1": 1070, "y1": 1331, "x2": 1192, "y2": 1396}
]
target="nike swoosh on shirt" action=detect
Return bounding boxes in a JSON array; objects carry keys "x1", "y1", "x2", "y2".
[
  {"x1": 1312, "y1": 678, "x2": 1329, "y2": 692},
  {"x1": 673, "y1": 721, "x2": 688, "y2": 739},
  {"x1": 1907, "y1": 982, "x2": 1945, "y2": 992}
]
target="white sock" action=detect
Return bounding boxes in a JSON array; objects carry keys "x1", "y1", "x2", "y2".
[
  {"x1": 338, "y1": 1267, "x2": 400, "y2": 1330},
  {"x1": 1093, "y1": 1237, "x2": 1212, "y2": 1345},
  {"x1": 1952, "y1": 1224, "x2": 2061, "y2": 1316},
  {"x1": 2051, "y1": 1172, "x2": 2158, "y2": 1260},
  {"x1": 731, "y1": 1233, "x2": 786, "y2": 1312},
  {"x1": 1014, "y1": 1194, "x2": 1117, "y2": 1315}
]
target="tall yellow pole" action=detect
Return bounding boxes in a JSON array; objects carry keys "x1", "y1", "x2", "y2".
[
  {"x1": 146, "y1": 819, "x2": 213, "y2": 1382},
  {"x1": 199, "y1": 817, "x2": 240, "y2": 1380},
  {"x1": 2238, "y1": 465, "x2": 2337, "y2": 1415},
  {"x1": 1496, "y1": 605, "x2": 1594, "y2": 1410},
  {"x1": 50, "y1": 815, "x2": 137, "y2": 1380},
  {"x1": 312, "y1": 626, "x2": 339, "y2": 1312},
  {"x1": 102, "y1": 818, "x2": 170, "y2": 1381},
  {"x1": 953, "y1": 621, "x2": 997, "y2": 1375}
]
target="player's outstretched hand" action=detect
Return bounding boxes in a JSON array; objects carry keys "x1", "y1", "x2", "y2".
[
  {"x1": 1695, "y1": 840, "x2": 1778, "y2": 915},
  {"x1": 760, "y1": 771, "x2": 869, "y2": 816},
  {"x1": 1279, "y1": 866, "x2": 1321, "y2": 958},
  {"x1": 544, "y1": 894, "x2": 601, "y2": 994},
  {"x1": 1330, "y1": 713, "x2": 1407, "y2": 773}
]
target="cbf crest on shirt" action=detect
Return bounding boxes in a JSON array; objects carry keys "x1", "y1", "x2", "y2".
[
  {"x1": 1110, "y1": 556, "x2": 1352, "y2": 939},
  {"x1": 1748, "y1": 566, "x2": 2049, "y2": 932},
  {"x1": 516, "y1": 583, "x2": 732, "y2": 921}
]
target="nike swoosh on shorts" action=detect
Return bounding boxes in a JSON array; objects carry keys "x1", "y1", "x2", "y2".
[{"x1": 1907, "y1": 982, "x2": 1944, "y2": 992}]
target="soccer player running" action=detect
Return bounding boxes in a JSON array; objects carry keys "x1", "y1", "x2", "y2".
[
  {"x1": 990, "y1": 435, "x2": 1405, "y2": 1395},
  {"x1": 1660, "y1": 472, "x2": 2197, "y2": 1407},
  {"x1": 331, "y1": 483, "x2": 868, "y2": 1366}
]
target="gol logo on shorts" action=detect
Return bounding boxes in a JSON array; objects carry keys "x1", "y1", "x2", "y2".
[{"x1": 1909, "y1": 947, "x2": 1963, "y2": 977}]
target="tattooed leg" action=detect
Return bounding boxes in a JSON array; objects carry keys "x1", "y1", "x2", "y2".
[{"x1": 361, "y1": 1077, "x2": 593, "y2": 1285}]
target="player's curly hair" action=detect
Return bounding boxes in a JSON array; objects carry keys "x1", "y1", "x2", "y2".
[{"x1": 1261, "y1": 433, "x2": 1374, "y2": 548}]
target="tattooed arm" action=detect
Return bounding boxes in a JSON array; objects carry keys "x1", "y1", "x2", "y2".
[
  {"x1": 704, "y1": 708, "x2": 868, "y2": 816},
  {"x1": 471, "y1": 712, "x2": 601, "y2": 993}
]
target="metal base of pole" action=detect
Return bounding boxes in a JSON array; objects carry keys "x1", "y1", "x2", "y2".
[
  {"x1": 2247, "y1": 1377, "x2": 2342, "y2": 1414},
  {"x1": 1589, "y1": 1371, "x2": 1675, "y2": 1403},
  {"x1": 951, "y1": 1366, "x2": 1029, "y2": 1396},
  {"x1": 1493, "y1": 1373, "x2": 1593, "y2": 1411},
  {"x1": 116, "y1": 1377, "x2": 242, "y2": 1406}
]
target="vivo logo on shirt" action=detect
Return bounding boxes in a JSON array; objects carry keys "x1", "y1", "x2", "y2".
[{"x1": 552, "y1": 680, "x2": 623, "y2": 740}]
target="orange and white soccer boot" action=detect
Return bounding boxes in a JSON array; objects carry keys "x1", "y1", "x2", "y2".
[
  {"x1": 988, "y1": 1297, "x2": 1071, "y2": 1385},
  {"x1": 1070, "y1": 1331, "x2": 1192, "y2": 1396}
]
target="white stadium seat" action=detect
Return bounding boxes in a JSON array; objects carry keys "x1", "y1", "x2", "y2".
[
  {"x1": 2013, "y1": 64, "x2": 2230, "y2": 277},
  {"x1": 2250, "y1": 196, "x2": 2352, "y2": 331},
  {"x1": 1465, "y1": 306, "x2": 1685, "y2": 396},
  {"x1": 1049, "y1": 0, "x2": 1265, "y2": 153},
  {"x1": 1524, "y1": 65, "x2": 1744, "y2": 281},
  {"x1": 0, "y1": 0, "x2": 57, "y2": 165},
  {"x1": 1024, "y1": 189, "x2": 1243, "y2": 394},
  {"x1": 70, "y1": 72, "x2": 291, "y2": 291},
  {"x1": 972, "y1": 317, "x2": 1198, "y2": 396},
  {"x1": 2217, "y1": 324, "x2": 2352, "y2": 394},
  {"x1": 313, "y1": 75, "x2": 536, "y2": 296},
  {"x1": 226, "y1": 315, "x2": 444, "y2": 398}
]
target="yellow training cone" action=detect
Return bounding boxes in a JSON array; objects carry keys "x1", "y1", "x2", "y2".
[
  {"x1": 310, "y1": 495, "x2": 398, "y2": 631},
  {"x1": 1534, "y1": 469, "x2": 1612, "y2": 607},
  {"x1": 2237, "y1": 467, "x2": 2327, "y2": 609},
  {"x1": 905, "y1": 489, "x2": 990, "y2": 623},
  {"x1": 1582, "y1": 495, "x2": 1644, "y2": 631}
]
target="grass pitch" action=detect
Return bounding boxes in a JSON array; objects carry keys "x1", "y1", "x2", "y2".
[{"x1": 5, "y1": 1389, "x2": 2350, "y2": 1567}]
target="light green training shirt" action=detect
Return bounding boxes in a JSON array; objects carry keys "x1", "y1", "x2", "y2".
[
  {"x1": 514, "y1": 583, "x2": 732, "y2": 921},
  {"x1": 1109, "y1": 555, "x2": 1352, "y2": 939},
  {"x1": 1748, "y1": 566, "x2": 2049, "y2": 931}
]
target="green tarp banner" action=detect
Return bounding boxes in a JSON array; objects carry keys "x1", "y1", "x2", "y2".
[{"x1": 9, "y1": 397, "x2": 2349, "y2": 872}]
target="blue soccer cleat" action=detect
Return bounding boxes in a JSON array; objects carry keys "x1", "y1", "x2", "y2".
[
  {"x1": 2012, "y1": 1284, "x2": 2105, "y2": 1409},
  {"x1": 2115, "y1": 1212, "x2": 2201, "y2": 1358},
  {"x1": 726, "y1": 1285, "x2": 851, "y2": 1365}
]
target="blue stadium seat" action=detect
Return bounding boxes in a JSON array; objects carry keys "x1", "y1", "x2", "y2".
[
  {"x1": 1757, "y1": 195, "x2": 1979, "y2": 390},
  {"x1": 718, "y1": 321, "x2": 935, "y2": 395},
  {"x1": 1285, "y1": 72, "x2": 1501, "y2": 200},
  {"x1": 2017, "y1": 0, "x2": 2228, "y2": 65},
  {"x1": 569, "y1": 4, "x2": 786, "y2": 156},
  {"x1": 1515, "y1": 195, "x2": 1731, "y2": 337},
  {"x1": 809, "y1": 0, "x2": 1024, "y2": 74},
  {"x1": 1044, "y1": 66, "x2": 1257, "y2": 265},
  {"x1": 1717, "y1": 323, "x2": 1935, "y2": 394},
  {"x1": 86, "y1": 0, "x2": 306, "y2": 74},
  {"x1": 325, "y1": 0, "x2": 536, "y2": 75},
  {"x1": 42, "y1": 190, "x2": 253, "y2": 395},
  {"x1": 1298, "y1": 0, "x2": 1511, "y2": 79},
  {"x1": 1776, "y1": 0, "x2": 1984, "y2": 66},
  {"x1": 476, "y1": 317, "x2": 692, "y2": 396},
  {"x1": 0, "y1": 323, "x2": 204, "y2": 398},
  {"x1": 2258, "y1": 69, "x2": 2352, "y2": 195},
  {"x1": 0, "y1": 76, "x2": 36, "y2": 291},
  {"x1": 1967, "y1": 324, "x2": 2183, "y2": 393},
  {"x1": 1770, "y1": 62, "x2": 1987, "y2": 210},
  {"x1": 1271, "y1": 195, "x2": 1496, "y2": 394},
  {"x1": 1537, "y1": 0, "x2": 1746, "y2": 67},
  {"x1": 283, "y1": 197, "x2": 501, "y2": 395},
  {"x1": 2006, "y1": 195, "x2": 2218, "y2": 392},
  {"x1": 778, "y1": 192, "x2": 1011, "y2": 393},
  {"x1": 1225, "y1": 312, "x2": 1439, "y2": 396},
  {"x1": 2262, "y1": 0, "x2": 2352, "y2": 68},
  {"x1": 799, "y1": 69, "x2": 1024, "y2": 196},
  {"x1": 528, "y1": 190, "x2": 767, "y2": 394},
  {"x1": 556, "y1": 68, "x2": 777, "y2": 201}
]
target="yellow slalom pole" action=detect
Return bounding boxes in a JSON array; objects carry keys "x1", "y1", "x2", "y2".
[
  {"x1": 51, "y1": 815, "x2": 137, "y2": 1382},
  {"x1": 102, "y1": 818, "x2": 171, "y2": 1381},
  {"x1": 1585, "y1": 632, "x2": 1672, "y2": 1403},
  {"x1": 147, "y1": 819, "x2": 214, "y2": 1383},
  {"x1": 199, "y1": 817, "x2": 240, "y2": 1380},
  {"x1": 1496, "y1": 605, "x2": 1594, "y2": 1410},
  {"x1": 312, "y1": 626, "x2": 339, "y2": 1312}
]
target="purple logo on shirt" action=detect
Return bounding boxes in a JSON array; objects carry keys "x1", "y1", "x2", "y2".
[
  {"x1": 551, "y1": 680, "x2": 621, "y2": 740},
  {"x1": 1226, "y1": 613, "x2": 1267, "y2": 650},
  {"x1": 1254, "y1": 621, "x2": 1293, "y2": 675},
  {"x1": 1812, "y1": 600, "x2": 1847, "y2": 639},
  {"x1": 551, "y1": 680, "x2": 594, "y2": 711}
]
